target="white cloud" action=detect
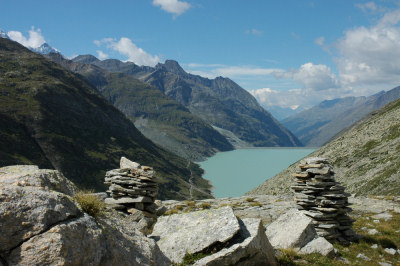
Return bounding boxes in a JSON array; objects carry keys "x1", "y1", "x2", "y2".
[
  {"x1": 215, "y1": 66, "x2": 281, "y2": 77},
  {"x1": 249, "y1": 88, "x2": 278, "y2": 104},
  {"x1": 336, "y1": 9, "x2": 400, "y2": 86},
  {"x1": 355, "y1": 1, "x2": 387, "y2": 14},
  {"x1": 250, "y1": 86, "x2": 352, "y2": 110},
  {"x1": 314, "y1": 36, "x2": 325, "y2": 46},
  {"x1": 274, "y1": 63, "x2": 339, "y2": 90},
  {"x1": 8, "y1": 27, "x2": 46, "y2": 48},
  {"x1": 95, "y1": 37, "x2": 160, "y2": 66},
  {"x1": 355, "y1": 2, "x2": 378, "y2": 13},
  {"x1": 96, "y1": 50, "x2": 108, "y2": 60},
  {"x1": 291, "y1": 32, "x2": 301, "y2": 40},
  {"x1": 185, "y1": 64, "x2": 282, "y2": 79},
  {"x1": 245, "y1": 29, "x2": 263, "y2": 36},
  {"x1": 152, "y1": 0, "x2": 191, "y2": 17}
]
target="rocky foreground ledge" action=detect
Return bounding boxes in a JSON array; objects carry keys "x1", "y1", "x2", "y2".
[
  {"x1": 1, "y1": 165, "x2": 399, "y2": 265},
  {"x1": 0, "y1": 165, "x2": 169, "y2": 265}
]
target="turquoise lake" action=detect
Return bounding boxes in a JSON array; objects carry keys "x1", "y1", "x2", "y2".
[{"x1": 199, "y1": 148, "x2": 315, "y2": 198}]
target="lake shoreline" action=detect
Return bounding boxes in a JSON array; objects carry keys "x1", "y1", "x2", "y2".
[{"x1": 199, "y1": 148, "x2": 315, "y2": 198}]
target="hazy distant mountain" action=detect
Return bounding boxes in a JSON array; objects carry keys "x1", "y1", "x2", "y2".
[
  {"x1": 248, "y1": 91, "x2": 400, "y2": 197},
  {"x1": 267, "y1": 105, "x2": 305, "y2": 121},
  {"x1": 85, "y1": 58, "x2": 301, "y2": 147},
  {"x1": 47, "y1": 54, "x2": 233, "y2": 161},
  {"x1": 0, "y1": 38, "x2": 213, "y2": 200},
  {"x1": 281, "y1": 87, "x2": 400, "y2": 146}
]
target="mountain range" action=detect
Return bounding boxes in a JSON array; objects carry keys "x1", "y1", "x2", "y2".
[
  {"x1": 45, "y1": 53, "x2": 233, "y2": 161},
  {"x1": 248, "y1": 91, "x2": 400, "y2": 196},
  {"x1": 282, "y1": 87, "x2": 400, "y2": 146},
  {"x1": 0, "y1": 37, "x2": 212, "y2": 200},
  {"x1": 45, "y1": 52, "x2": 301, "y2": 160},
  {"x1": 76, "y1": 56, "x2": 301, "y2": 148}
]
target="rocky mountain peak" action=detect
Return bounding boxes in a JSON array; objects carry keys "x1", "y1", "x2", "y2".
[
  {"x1": 0, "y1": 29, "x2": 9, "y2": 39},
  {"x1": 156, "y1": 60, "x2": 186, "y2": 75},
  {"x1": 30, "y1": 43, "x2": 58, "y2": 54},
  {"x1": 72, "y1": 54, "x2": 100, "y2": 64}
]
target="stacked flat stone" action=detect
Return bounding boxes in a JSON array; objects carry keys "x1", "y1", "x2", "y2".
[
  {"x1": 291, "y1": 157, "x2": 355, "y2": 242},
  {"x1": 104, "y1": 157, "x2": 158, "y2": 214}
]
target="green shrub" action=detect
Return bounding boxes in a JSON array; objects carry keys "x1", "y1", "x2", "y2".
[
  {"x1": 249, "y1": 201, "x2": 263, "y2": 207},
  {"x1": 185, "y1": 201, "x2": 196, "y2": 207},
  {"x1": 245, "y1": 197, "x2": 255, "y2": 202},
  {"x1": 276, "y1": 248, "x2": 300, "y2": 266},
  {"x1": 174, "y1": 252, "x2": 208, "y2": 265},
  {"x1": 199, "y1": 202, "x2": 211, "y2": 209},
  {"x1": 74, "y1": 190, "x2": 105, "y2": 218}
]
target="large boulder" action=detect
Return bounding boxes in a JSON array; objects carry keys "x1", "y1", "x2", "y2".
[
  {"x1": 150, "y1": 206, "x2": 277, "y2": 265},
  {"x1": 0, "y1": 165, "x2": 169, "y2": 265},
  {"x1": 194, "y1": 218, "x2": 277, "y2": 266},
  {"x1": 265, "y1": 209, "x2": 317, "y2": 250},
  {"x1": 0, "y1": 165, "x2": 76, "y2": 195},
  {"x1": 7, "y1": 215, "x2": 104, "y2": 265},
  {"x1": 150, "y1": 206, "x2": 241, "y2": 263},
  {"x1": 0, "y1": 166, "x2": 81, "y2": 256}
]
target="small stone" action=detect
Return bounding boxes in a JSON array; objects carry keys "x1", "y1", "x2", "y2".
[
  {"x1": 299, "y1": 163, "x2": 324, "y2": 169},
  {"x1": 368, "y1": 228, "x2": 379, "y2": 235},
  {"x1": 356, "y1": 253, "x2": 370, "y2": 261},
  {"x1": 120, "y1": 157, "x2": 141, "y2": 169},
  {"x1": 293, "y1": 172, "x2": 310, "y2": 178},
  {"x1": 338, "y1": 257, "x2": 350, "y2": 264},
  {"x1": 384, "y1": 248, "x2": 397, "y2": 255},
  {"x1": 303, "y1": 157, "x2": 329, "y2": 164},
  {"x1": 306, "y1": 167, "x2": 331, "y2": 175},
  {"x1": 371, "y1": 244, "x2": 378, "y2": 249}
]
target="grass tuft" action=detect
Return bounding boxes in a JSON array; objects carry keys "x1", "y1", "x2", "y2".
[{"x1": 74, "y1": 190, "x2": 105, "y2": 218}]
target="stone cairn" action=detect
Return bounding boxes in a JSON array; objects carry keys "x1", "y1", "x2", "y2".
[
  {"x1": 291, "y1": 157, "x2": 356, "y2": 242},
  {"x1": 104, "y1": 157, "x2": 158, "y2": 214}
]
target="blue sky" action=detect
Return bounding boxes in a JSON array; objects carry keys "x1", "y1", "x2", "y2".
[{"x1": 2, "y1": 0, "x2": 400, "y2": 109}]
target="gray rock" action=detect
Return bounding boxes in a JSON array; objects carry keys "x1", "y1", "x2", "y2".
[
  {"x1": 372, "y1": 212, "x2": 393, "y2": 221},
  {"x1": 379, "y1": 262, "x2": 392, "y2": 266},
  {"x1": 93, "y1": 192, "x2": 108, "y2": 201},
  {"x1": 194, "y1": 218, "x2": 277, "y2": 266},
  {"x1": 384, "y1": 248, "x2": 397, "y2": 255},
  {"x1": 105, "y1": 196, "x2": 153, "y2": 204},
  {"x1": 7, "y1": 215, "x2": 105, "y2": 266},
  {"x1": 356, "y1": 253, "x2": 370, "y2": 261},
  {"x1": 300, "y1": 237, "x2": 335, "y2": 257},
  {"x1": 0, "y1": 169, "x2": 81, "y2": 255},
  {"x1": 368, "y1": 228, "x2": 379, "y2": 235},
  {"x1": 306, "y1": 167, "x2": 331, "y2": 175},
  {"x1": 0, "y1": 165, "x2": 76, "y2": 196},
  {"x1": 371, "y1": 244, "x2": 378, "y2": 249},
  {"x1": 265, "y1": 209, "x2": 317, "y2": 249},
  {"x1": 1, "y1": 165, "x2": 169, "y2": 265},
  {"x1": 120, "y1": 156, "x2": 141, "y2": 169},
  {"x1": 150, "y1": 206, "x2": 240, "y2": 263},
  {"x1": 303, "y1": 157, "x2": 329, "y2": 164}
]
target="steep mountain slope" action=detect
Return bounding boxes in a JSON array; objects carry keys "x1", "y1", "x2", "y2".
[
  {"x1": 0, "y1": 38, "x2": 212, "y2": 200},
  {"x1": 282, "y1": 87, "x2": 400, "y2": 146},
  {"x1": 80, "y1": 58, "x2": 301, "y2": 147},
  {"x1": 48, "y1": 54, "x2": 233, "y2": 161},
  {"x1": 248, "y1": 97, "x2": 400, "y2": 196}
]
